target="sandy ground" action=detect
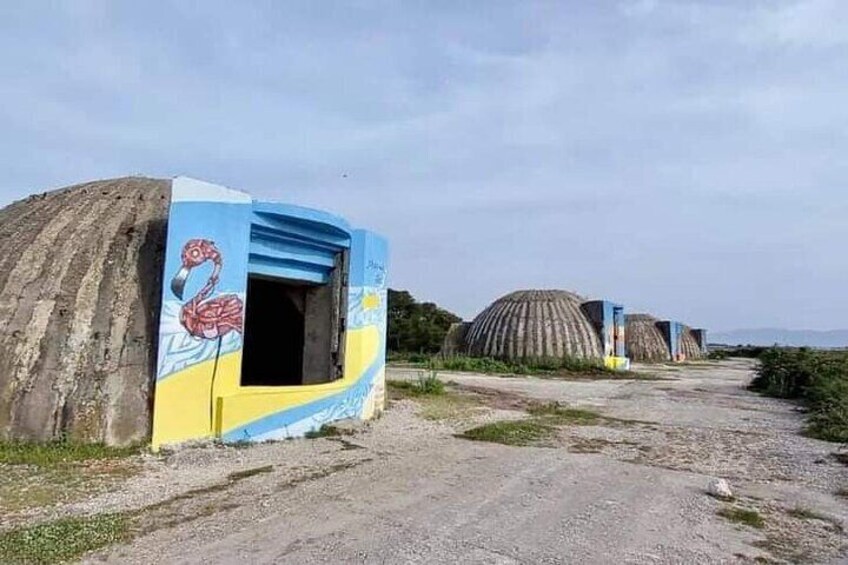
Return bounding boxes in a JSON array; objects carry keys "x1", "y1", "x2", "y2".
[{"x1": 54, "y1": 359, "x2": 847, "y2": 563}]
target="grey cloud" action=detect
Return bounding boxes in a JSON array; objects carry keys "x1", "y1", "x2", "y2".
[{"x1": 0, "y1": 1, "x2": 845, "y2": 331}]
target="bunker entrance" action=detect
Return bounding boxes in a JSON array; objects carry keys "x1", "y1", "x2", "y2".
[{"x1": 241, "y1": 273, "x2": 346, "y2": 387}]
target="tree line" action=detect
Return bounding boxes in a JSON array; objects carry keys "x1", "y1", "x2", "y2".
[{"x1": 387, "y1": 289, "x2": 461, "y2": 354}]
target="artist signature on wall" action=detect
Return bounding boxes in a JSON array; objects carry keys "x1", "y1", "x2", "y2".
[{"x1": 367, "y1": 259, "x2": 386, "y2": 286}]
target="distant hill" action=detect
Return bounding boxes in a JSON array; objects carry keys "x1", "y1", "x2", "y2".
[{"x1": 710, "y1": 328, "x2": 848, "y2": 349}]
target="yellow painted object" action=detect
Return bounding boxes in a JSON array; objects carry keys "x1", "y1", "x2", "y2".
[
  {"x1": 362, "y1": 292, "x2": 381, "y2": 310},
  {"x1": 215, "y1": 326, "x2": 381, "y2": 440},
  {"x1": 604, "y1": 356, "x2": 631, "y2": 371},
  {"x1": 151, "y1": 325, "x2": 383, "y2": 450},
  {"x1": 151, "y1": 351, "x2": 242, "y2": 447}
]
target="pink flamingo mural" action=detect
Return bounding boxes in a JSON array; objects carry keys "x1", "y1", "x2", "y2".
[
  {"x1": 170, "y1": 238, "x2": 244, "y2": 431},
  {"x1": 170, "y1": 238, "x2": 243, "y2": 338}
]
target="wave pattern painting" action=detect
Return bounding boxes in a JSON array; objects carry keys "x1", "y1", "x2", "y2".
[{"x1": 156, "y1": 299, "x2": 243, "y2": 380}]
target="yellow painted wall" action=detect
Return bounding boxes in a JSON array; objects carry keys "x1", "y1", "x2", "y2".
[{"x1": 151, "y1": 325, "x2": 382, "y2": 450}]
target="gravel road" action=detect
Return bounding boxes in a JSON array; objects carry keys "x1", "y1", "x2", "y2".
[{"x1": 80, "y1": 359, "x2": 846, "y2": 564}]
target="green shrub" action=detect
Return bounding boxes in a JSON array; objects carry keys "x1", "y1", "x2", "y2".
[
  {"x1": 414, "y1": 371, "x2": 445, "y2": 395},
  {"x1": 751, "y1": 348, "x2": 848, "y2": 443},
  {"x1": 416, "y1": 355, "x2": 611, "y2": 376},
  {"x1": 805, "y1": 367, "x2": 848, "y2": 442},
  {"x1": 434, "y1": 356, "x2": 512, "y2": 373}
]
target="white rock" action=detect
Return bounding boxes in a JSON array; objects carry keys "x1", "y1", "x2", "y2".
[{"x1": 707, "y1": 478, "x2": 734, "y2": 499}]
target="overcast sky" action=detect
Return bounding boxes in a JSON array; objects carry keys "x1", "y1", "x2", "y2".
[{"x1": 1, "y1": 1, "x2": 845, "y2": 331}]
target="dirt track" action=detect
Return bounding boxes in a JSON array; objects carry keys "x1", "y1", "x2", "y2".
[{"x1": 76, "y1": 360, "x2": 846, "y2": 564}]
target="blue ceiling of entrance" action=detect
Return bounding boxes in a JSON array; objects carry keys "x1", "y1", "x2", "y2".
[{"x1": 248, "y1": 201, "x2": 352, "y2": 284}]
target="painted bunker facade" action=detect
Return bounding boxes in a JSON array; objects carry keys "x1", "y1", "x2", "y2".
[{"x1": 0, "y1": 177, "x2": 389, "y2": 448}]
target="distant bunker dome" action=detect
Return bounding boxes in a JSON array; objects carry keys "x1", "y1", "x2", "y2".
[
  {"x1": 625, "y1": 314, "x2": 669, "y2": 362},
  {"x1": 463, "y1": 290, "x2": 603, "y2": 361},
  {"x1": 680, "y1": 325, "x2": 705, "y2": 360},
  {"x1": 0, "y1": 177, "x2": 170, "y2": 445}
]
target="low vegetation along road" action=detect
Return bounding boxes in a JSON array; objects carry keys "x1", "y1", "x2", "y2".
[{"x1": 1, "y1": 360, "x2": 846, "y2": 564}]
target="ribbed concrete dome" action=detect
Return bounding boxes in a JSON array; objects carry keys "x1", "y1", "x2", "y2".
[
  {"x1": 464, "y1": 290, "x2": 602, "y2": 361},
  {"x1": 680, "y1": 326, "x2": 705, "y2": 360},
  {"x1": 625, "y1": 314, "x2": 669, "y2": 362},
  {"x1": 0, "y1": 177, "x2": 170, "y2": 445}
]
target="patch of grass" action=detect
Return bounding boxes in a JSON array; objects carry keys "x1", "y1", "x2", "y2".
[
  {"x1": 0, "y1": 440, "x2": 141, "y2": 468},
  {"x1": 424, "y1": 356, "x2": 514, "y2": 374},
  {"x1": 717, "y1": 506, "x2": 765, "y2": 529},
  {"x1": 417, "y1": 394, "x2": 480, "y2": 421},
  {"x1": 227, "y1": 465, "x2": 273, "y2": 481},
  {"x1": 0, "y1": 464, "x2": 136, "y2": 514},
  {"x1": 0, "y1": 513, "x2": 129, "y2": 564},
  {"x1": 526, "y1": 402, "x2": 603, "y2": 425},
  {"x1": 0, "y1": 441, "x2": 141, "y2": 514},
  {"x1": 388, "y1": 377, "x2": 483, "y2": 420},
  {"x1": 412, "y1": 355, "x2": 618, "y2": 377},
  {"x1": 535, "y1": 370, "x2": 664, "y2": 381},
  {"x1": 458, "y1": 420, "x2": 554, "y2": 446},
  {"x1": 413, "y1": 371, "x2": 445, "y2": 394},
  {"x1": 387, "y1": 379, "x2": 417, "y2": 394},
  {"x1": 2, "y1": 454, "x2": 367, "y2": 563},
  {"x1": 525, "y1": 402, "x2": 651, "y2": 428},
  {"x1": 387, "y1": 371, "x2": 445, "y2": 397}
]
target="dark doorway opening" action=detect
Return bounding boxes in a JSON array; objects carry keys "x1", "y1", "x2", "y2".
[
  {"x1": 240, "y1": 271, "x2": 346, "y2": 387},
  {"x1": 241, "y1": 276, "x2": 305, "y2": 386}
]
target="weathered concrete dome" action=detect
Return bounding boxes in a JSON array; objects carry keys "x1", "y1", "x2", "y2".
[
  {"x1": 625, "y1": 314, "x2": 669, "y2": 362},
  {"x1": 464, "y1": 290, "x2": 602, "y2": 361},
  {"x1": 680, "y1": 326, "x2": 705, "y2": 360},
  {"x1": 0, "y1": 177, "x2": 170, "y2": 445}
]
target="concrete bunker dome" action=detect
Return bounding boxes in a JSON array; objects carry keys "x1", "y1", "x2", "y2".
[
  {"x1": 625, "y1": 314, "x2": 670, "y2": 362},
  {"x1": 680, "y1": 325, "x2": 705, "y2": 360},
  {"x1": 464, "y1": 289, "x2": 604, "y2": 361},
  {"x1": 0, "y1": 176, "x2": 390, "y2": 448},
  {"x1": 0, "y1": 177, "x2": 170, "y2": 445}
]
